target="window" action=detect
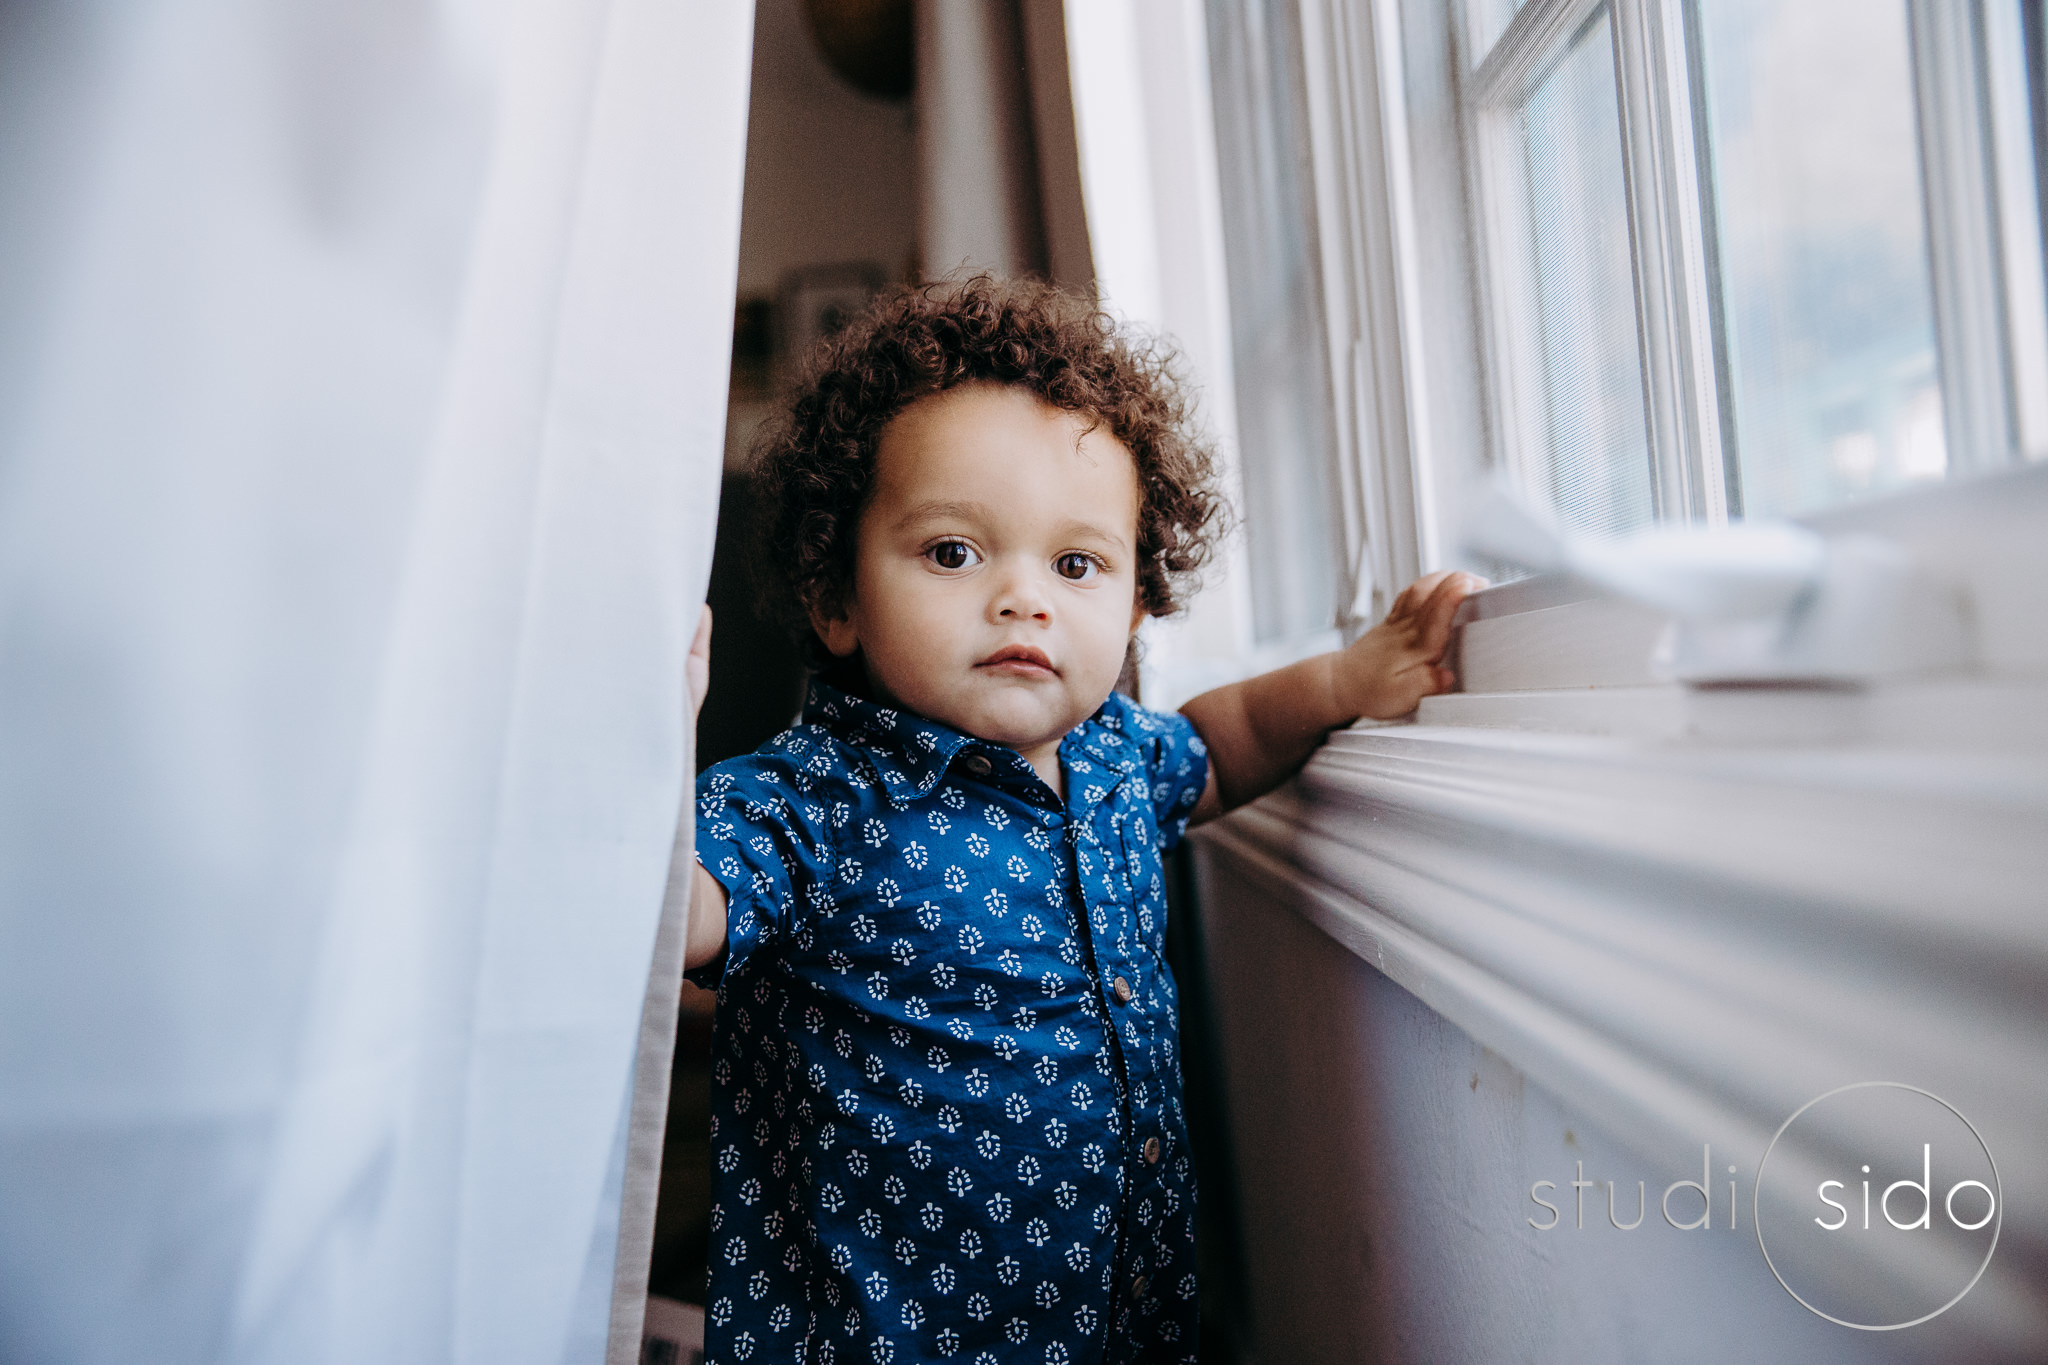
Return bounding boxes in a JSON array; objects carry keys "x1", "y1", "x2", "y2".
[
  {"x1": 1451, "y1": 0, "x2": 2048, "y2": 537},
  {"x1": 1261, "y1": 0, "x2": 2048, "y2": 698},
  {"x1": 1147, "y1": 0, "x2": 2046, "y2": 696},
  {"x1": 1689, "y1": 0, "x2": 1945, "y2": 518},
  {"x1": 1479, "y1": 5, "x2": 1661, "y2": 534}
]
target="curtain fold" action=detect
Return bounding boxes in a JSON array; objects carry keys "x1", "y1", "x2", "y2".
[{"x1": 0, "y1": 2, "x2": 752, "y2": 1361}]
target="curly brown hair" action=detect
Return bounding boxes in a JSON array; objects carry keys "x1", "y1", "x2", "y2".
[{"x1": 749, "y1": 276, "x2": 1229, "y2": 650}]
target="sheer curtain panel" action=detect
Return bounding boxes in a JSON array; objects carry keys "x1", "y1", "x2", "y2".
[{"x1": 0, "y1": 2, "x2": 753, "y2": 1362}]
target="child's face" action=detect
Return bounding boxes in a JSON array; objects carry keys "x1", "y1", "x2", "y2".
[{"x1": 813, "y1": 382, "x2": 1146, "y2": 763}]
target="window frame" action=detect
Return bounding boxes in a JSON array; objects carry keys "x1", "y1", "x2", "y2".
[
  {"x1": 1295, "y1": 0, "x2": 2048, "y2": 613},
  {"x1": 1291, "y1": 0, "x2": 1442, "y2": 628},
  {"x1": 1467, "y1": 0, "x2": 1729, "y2": 525}
]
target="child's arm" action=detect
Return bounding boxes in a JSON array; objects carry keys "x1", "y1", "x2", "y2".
[
  {"x1": 687, "y1": 864, "x2": 731, "y2": 969},
  {"x1": 1179, "y1": 570, "x2": 1481, "y2": 824},
  {"x1": 686, "y1": 606, "x2": 731, "y2": 971}
]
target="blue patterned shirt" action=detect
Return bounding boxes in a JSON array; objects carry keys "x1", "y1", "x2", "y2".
[{"x1": 689, "y1": 679, "x2": 1210, "y2": 1365}]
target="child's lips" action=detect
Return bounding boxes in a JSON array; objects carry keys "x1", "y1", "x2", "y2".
[{"x1": 977, "y1": 645, "x2": 1058, "y2": 676}]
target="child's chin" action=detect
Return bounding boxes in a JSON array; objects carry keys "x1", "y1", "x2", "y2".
[{"x1": 953, "y1": 693, "x2": 1068, "y2": 744}]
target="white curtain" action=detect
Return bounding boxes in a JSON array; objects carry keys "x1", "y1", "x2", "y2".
[{"x1": 0, "y1": 2, "x2": 751, "y2": 1362}]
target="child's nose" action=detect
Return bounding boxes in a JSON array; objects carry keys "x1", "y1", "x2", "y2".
[{"x1": 990, "y1": 565, "x2": 1053, "y2": 621}]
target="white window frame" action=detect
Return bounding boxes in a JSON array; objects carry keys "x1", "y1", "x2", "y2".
[
  {"x1": 1469, "y1": 0, "x2": 1727, "y2": 522},
  {"x1": 1299, "y1": 0, "x2": 2048, "y2": 586}
]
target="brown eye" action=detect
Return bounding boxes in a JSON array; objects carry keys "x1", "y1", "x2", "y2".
[
  {"x1": 928, "y1": 540, "x2": 979, "y2": 570},
  {"x1": 1055, "y1": 553, "x2": 1099, "y2": 582}
]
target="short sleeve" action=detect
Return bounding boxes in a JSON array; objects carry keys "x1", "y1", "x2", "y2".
[
  {"x1": 688, "y1": 749, "x2": 833, "y2": 990},
  {"x1": 1123, "y1": 700, "x2": 1211, "y2": 853}
]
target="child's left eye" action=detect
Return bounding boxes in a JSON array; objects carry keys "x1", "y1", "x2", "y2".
[{"x1": 1053, "y1": 553, "x2": 1099, "y2": 582}]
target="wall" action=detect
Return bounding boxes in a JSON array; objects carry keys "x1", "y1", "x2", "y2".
[
  {"x1": 732, "y1": 0, "x2": 917, "y2": 297},
  {"x1": 1189, "y1": 852, "x2": 2007, "y2": 1363}
]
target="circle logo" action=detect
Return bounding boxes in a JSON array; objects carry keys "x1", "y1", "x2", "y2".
[{"x1": 1754, "y1": 1082, "x2": 2000, "y2": 1330}]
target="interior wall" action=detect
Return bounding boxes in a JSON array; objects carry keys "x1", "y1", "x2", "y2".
[
  {"x1": 733, "y1": 0, "x2": 917, "y2": 297},
  {"x1": 700, "y1": 0, "x2": 923, "y2": 777},
  {"x1": 1187, "y1": 844, "x2": 2004, "y2": 1364}
]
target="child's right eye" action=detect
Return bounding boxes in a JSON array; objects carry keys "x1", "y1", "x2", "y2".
[{"x1": 927, "y1": 541, "x2": 981, "y2": 571}]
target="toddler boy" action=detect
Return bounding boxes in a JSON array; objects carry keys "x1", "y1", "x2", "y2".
[{"x1": 683, "y1": 278, "x2": 1475, "y2": 1364}]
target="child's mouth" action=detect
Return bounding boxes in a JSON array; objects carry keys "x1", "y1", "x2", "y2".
[{"x1": 977, "y1": 646, "x2": 1057, "y2": 677}]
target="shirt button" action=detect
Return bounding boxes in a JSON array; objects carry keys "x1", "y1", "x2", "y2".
[
  {"x1": 1143, "y1": 1136, "x2": 1161, "y2": 1164},
  {"x1": 1129, "y1": 1274, "x2": 1150, "y2": 1300},
  {"x1": 1112, "y1": 975, "x2": 1134, "y2": 1005},
  {"x1": 961, "y1": 753, "x2": 992, "y2": 777}
]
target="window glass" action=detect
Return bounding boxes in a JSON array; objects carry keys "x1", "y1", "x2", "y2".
[
  {"x1": 1206, "y1": 0, "x2": 1343, "y2": 642},
  {"x1": 1508, "y1": 7, "x2": 1656, "y2": 536},
  {"x1": 1692, "y1": 0, "x2": 1945, "y2": 517},
  {"x1": 1469, "y1": 0, "x2": 1530, "y2": 61}
]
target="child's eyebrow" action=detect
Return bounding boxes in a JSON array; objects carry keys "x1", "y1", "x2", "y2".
[
  {"x1": 894, "y1": 501, "x2": 1130, "y2": 552},
  {"x1": 1051, "y1": 519, "x2": 1130, "y2": 551},
  {"x1": 893, "y1": 499, "x2": 991, "y2": 529}
]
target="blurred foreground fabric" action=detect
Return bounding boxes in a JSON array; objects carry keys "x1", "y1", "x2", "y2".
[{"x1": 0, "y1": 2, "x2": 750, "y2": 1360}]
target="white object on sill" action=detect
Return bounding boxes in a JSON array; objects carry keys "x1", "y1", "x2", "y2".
[{"x1": 1461, "y1": 488, "x2": 1972, "y2": 683}]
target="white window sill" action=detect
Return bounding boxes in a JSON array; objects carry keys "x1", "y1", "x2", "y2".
[
  {"x1": 1413, "y1": 678, "x2": 2048, "y2": 750},
  {"x1": 1188, "y1": 465, "x2": 2048, "y2": 1348},
  {"x1": 1191, "y1": 714, "x2": 2048, "y2": 1346}
]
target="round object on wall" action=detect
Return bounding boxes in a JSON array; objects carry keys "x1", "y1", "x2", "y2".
[{"x1": 801, "y1": 0, "x2": 914, "y2": 100}]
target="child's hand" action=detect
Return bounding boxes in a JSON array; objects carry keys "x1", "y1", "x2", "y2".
[
  {"x1": 1337, "y1": 571, "x2": 1485, "y2": 720},
  {"x1": 689, "y1": 604, "x2": 713, "y2": 724},
  {"x1": 685, "y1": 602, "x2": 732, "y2": 973}
]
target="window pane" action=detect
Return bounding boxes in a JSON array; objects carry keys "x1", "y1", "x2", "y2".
[
  {"x1": 1207, "y1": 0, "x2": 1342, "y2": 642},
  {"x1": 1508, "y1": 8, "x2": 1656, "y2": 536},
  {"x1": 1470, "y1": 0, "x2": 1530, "y2": 62},
  {"x1": 1692, "y1": 0, "x2": 1944, "y2": 517}
]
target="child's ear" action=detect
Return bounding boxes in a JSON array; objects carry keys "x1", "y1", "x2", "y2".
[{"x1": 808, "y1": 600, "x2": 861, "y2": 658}]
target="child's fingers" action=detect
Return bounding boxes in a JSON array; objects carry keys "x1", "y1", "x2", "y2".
[
  {"x1": 1392, "y1": 568, "x2": 1458, "y2": 622},
  {"x1": 688, "y1": 604, "x2": 713, "y2": 717},
  {"x1": 1390, "y1": 569, "x2": 1469, "y2": 628},
  {"x1": 1414, "y1": 572, "x2": 1481, "y2": 661}
]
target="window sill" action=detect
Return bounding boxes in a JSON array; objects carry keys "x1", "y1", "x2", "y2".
[
  {"x1": 1415, "y1": 678, "x2": 2048, "y2": 750},
  {"x1": 1190, "y1": 712, "x2": 2048, "y2": 1347}
]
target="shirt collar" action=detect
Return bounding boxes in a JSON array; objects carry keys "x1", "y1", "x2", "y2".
[
  {"x1": 1064, "y1": 688, "x2": 1147, "y2": 781},
  {"x1": 801, "y1": 678, "x2": 1142, "y2": 810}
]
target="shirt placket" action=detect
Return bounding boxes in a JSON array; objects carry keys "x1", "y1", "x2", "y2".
[
  {"x1": 1061, "y1": 776, "x2": 1170, "y2": 1360},
  {"x1": 1103, "y1": 794, "x2": 1174, "y2": 1348},
  {"x1": 978, "y1": 747, "x2": 1147, "y2": 1356}
]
